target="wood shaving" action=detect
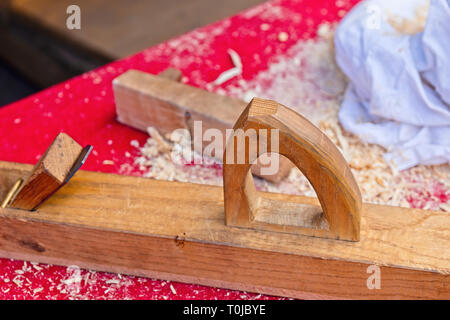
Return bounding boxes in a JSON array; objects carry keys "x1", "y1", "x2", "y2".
[
  {"x1": 126, "y1": 128, "x2": 222, "y2": 185},
  {"x1": 440, "y1": 203, "x2": 450, "y2": 212},
  {"x1": 170, "y1": 284, "x2": 177, "y2": 295},
  {"x1": 147, "y1": 127, "x2": 172, "y2": 153},
  {"x1": 278, "y1": 31, "x2": 289, "y2": 42},
  {"x1": 228, "y1": 49, "x2": 243, "y2": 70},
  {"x1": 13, "y1": 276, "x2": 23, "y2": 287},
  {"x1": 214, "y1": 67, "x2": 242, "y2": 85},
  {"x1": 260, "y1": 23, "x2": 270, "y2": 31},
  {"x1": 33, "y1": 288, "x2": 43, "y2": 294},
  {"x1": 106, "y1": 279, "x2": 120, "y2": 285}
]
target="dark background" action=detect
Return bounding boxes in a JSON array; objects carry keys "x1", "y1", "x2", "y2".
[{"x1": 0, "y1": 0, "x2": 265, "y2": 106}]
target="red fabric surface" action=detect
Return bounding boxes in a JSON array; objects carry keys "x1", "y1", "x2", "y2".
[{"x1": 0, "y1": 0, "x2": 364, "y2": 299}]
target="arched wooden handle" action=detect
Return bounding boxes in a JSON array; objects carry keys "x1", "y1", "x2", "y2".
[{"x1": 223, "y1": 98, "x2": 362, "y2": 241}]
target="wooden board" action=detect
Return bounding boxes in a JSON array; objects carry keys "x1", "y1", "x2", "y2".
[
  {"x1": 114, "y1": 70, "x2": 244, "y2": 134},
  {"x1": 0, "y1": 161, "x2": 448, "y2": 299},
  {"x1": 113, "y1": 70, "x2": 294, "y2": 183}
]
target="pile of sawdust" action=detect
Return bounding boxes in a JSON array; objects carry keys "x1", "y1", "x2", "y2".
[
  {"x1": 124, "y1": 23, "x2": 449, "y2": 212},
  {"x1": 129, "y1": 127, "x2": 223, "y2": 186}
]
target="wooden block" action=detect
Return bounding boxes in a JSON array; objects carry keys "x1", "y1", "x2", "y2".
[
  {"x1": 113, "y1": 69, "x2": 245, "y2": 137},
  {"x1": 113, "y1": 69, "x2": 294, "y2": 183},
  {"x1": 224, "y1": 99, "x2": 361, "y2": 241},
  {"x1": 10, "y1": 0, "x2": 266, "y2": 59},
  {"x1": 0, "y1": 161, "x2": 448, "y2": 299},
  {"x1": 9, "y1": 133, "x2": 83, "y2": 210}
]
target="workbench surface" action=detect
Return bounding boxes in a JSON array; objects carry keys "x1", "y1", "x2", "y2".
[{"x1": 2, "y1": 0, "x2": 445, "y2": 299}]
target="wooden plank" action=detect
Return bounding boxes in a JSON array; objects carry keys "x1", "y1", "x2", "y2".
[
  {"x1": 113, "y1": 70, "x2": 294, "y2": 183},
  {"x1": 114, "y1": 69, "x2": 245, "y2": 135},
  {"x1": 0, "y1": 161, "x2": 448, "y2": 299}
]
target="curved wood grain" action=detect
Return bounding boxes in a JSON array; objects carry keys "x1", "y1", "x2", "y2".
[{"x1": 223, "y1": 98, "x2": 362, "y2": 241}]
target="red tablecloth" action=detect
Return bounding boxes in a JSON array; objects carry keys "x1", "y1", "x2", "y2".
[{"x1": 0, "y1": 0, "x2": 362, "y2": 299}]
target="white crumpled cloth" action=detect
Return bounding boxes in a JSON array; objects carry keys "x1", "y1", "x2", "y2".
[{"x1": 335, "y1": 0, "x2": 450, "y2": 170}]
